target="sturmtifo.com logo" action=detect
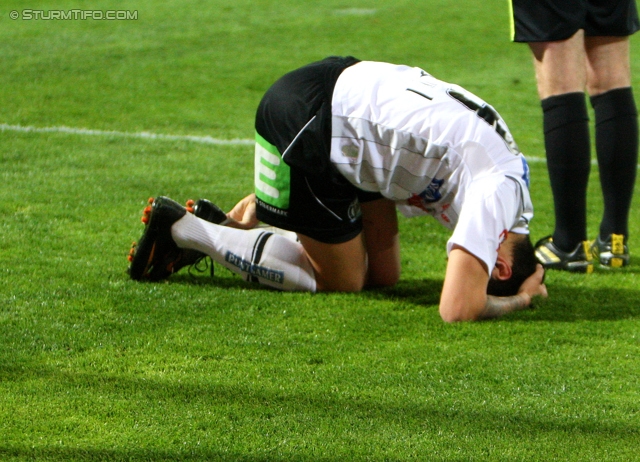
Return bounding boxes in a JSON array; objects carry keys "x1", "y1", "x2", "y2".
[{"x1": 9, "y1": 10, "x2": 138, "y2": 20}]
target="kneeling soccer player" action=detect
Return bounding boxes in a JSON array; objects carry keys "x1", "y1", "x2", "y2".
[{"x1": 128, "y1": 56, "x2": 548, "y2": 322}]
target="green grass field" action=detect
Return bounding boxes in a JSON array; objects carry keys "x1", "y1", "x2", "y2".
[{"x1": 1, "y1": 0, "x2": 639, "y2": 460}]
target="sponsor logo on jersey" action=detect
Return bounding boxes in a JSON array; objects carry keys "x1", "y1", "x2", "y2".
[
  {"x1": 256, "y1": 197, "x2": 288, "y2": 217},
  {"x1": 521, "y1": 156, "x2": 530, "y2": 188},
  {"x1": 225, "y1": 251, "x2": 285, "y2": 284},
  {"x1": 408, "y1": 178, "x2": 444, "y2": 211}
]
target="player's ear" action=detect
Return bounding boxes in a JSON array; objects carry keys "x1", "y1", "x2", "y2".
[{"x1": 492, "y1": 256, "x2": 513, "y2": 281}]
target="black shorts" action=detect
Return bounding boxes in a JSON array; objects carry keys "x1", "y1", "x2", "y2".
[
  {"x1": 510, "y1": 0, "x2": 640, "y2": 42},
  {"x1": 253, "y1": 56, "x2": 382, "y2": 244}
]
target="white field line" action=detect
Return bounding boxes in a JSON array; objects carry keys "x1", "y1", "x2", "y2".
[
  {"x1": 1, "y1": 122, "x2": 638, "y2": 168},
  {"x1": 0, "y1": 123, "x2": 254, "y2": 146}
]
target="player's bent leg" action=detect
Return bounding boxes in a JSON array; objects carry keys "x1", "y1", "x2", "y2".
[
  {"x1": 297, "y1": 233, "x2": 368, "y2": 292},
  {"x1": 361, "y1": 198, "x2": 400, "y2": 288},
  {"x1": 171, "y1": 213, "x2": 317, "y2": 291}
]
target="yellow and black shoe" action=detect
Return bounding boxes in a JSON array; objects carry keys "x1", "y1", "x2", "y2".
[
  {"x1": 590, "y1": 234, "x2": 629, "y2": 268},
  {"x1": 534, "y1": 236, "x2": 593, "y2": 273}
]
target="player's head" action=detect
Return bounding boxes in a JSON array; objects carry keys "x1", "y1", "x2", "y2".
[{"x1": 486, "y1": 234, "x2": 538, "y2": 297}]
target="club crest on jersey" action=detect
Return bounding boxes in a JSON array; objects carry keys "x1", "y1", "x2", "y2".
[
  {"x1": 408, "y1": 178, "x2": 444, "y2": 211},
  {"x1": 347, "y1": 199, "x2": 361, "y2": 222}
]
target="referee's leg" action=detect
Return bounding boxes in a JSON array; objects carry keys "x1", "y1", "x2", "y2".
[
  {"x1": 586, "y1": 36, "x2": 638, "y2": 242},
  {"x1": 529, "y1": 31, "x2": 591, "y2": 252}
]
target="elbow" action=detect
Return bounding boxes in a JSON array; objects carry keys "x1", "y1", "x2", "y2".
[{"x1": 439, "y1": 302, "x2": 481, "y2": 323}]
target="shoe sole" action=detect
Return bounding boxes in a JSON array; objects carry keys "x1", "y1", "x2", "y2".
[
  {"x1": 129, "y1": 198, "x2": 183, "y2": 281},
  {"x1": 597, "y1": 254, "x2": 629, "y2": 268},
  {"x1": 592, "y1": 234, "x2": 629, "y2": 268},
  {"x1": 535, "y1": 240, "x2": 594, "y2": 274},
  {"x1": 539, "y1": 259, "x2": 594, "y2": 273},
  {"x1": 128, "y1": 198, "x2": 161, "y2": 280}
]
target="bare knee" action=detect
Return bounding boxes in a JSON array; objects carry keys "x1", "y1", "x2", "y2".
[
  {"x1": 315, "y1": 270, "x2": 366, "y2": 292},
  {"x1": 367, "y1": 269, "x2": 400, "y2": 289},
  {"x1": 585, "y1": 36, "x2": 631, "y2": 95},
  {"x1": 298, "y1": 233, "x2": 368, "y2": 293}
]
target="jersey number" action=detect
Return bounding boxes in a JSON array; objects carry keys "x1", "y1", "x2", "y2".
[{"x1": 407, "y1": 75, "x2": 520, "y2": 156}]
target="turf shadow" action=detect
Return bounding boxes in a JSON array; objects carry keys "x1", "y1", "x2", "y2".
[
  {"x1": 0, "y1": 446, "x2": 312, "y2": 462},
  {"x1": 363, "y1": 278, "x2": 442, "y2": 308},
  {"x1": 517, "y1": 283, "x2": 640, "y2": 322},
  {"x1": 166, "y1": 267, "x2": 444, "y2": 305},
  {"x1": 2, "y1": 366, "x2": 638, "y2": 460},
  {"x1": 142, "y1": 267, "x2": 640, "y2": 323}
]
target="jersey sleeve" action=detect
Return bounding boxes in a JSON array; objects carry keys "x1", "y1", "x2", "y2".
[{"x1": 446, "y1": 176, "x2": 527, "y2": 272}]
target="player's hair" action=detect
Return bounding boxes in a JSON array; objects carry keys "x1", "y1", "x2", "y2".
[{"x1": 486, "y1": 234, "x2": 538, "y2": 297}]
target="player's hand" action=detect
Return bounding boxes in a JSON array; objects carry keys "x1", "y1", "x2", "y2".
[
  {"x1": 227, "y1": 193, "x2": 259, "y2": 229},
  {"x1": 517, "y1": 264, "x2": 548, "y2": 305}
]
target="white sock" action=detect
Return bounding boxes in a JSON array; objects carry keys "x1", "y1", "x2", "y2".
[{"x1": 171, "y1": 213, "x2": 317, "y2": 292}]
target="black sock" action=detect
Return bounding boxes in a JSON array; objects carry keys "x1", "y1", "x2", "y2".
[
  {"x1": 541, "y1": 92, "x2": 591, "y2": 252},
  {"x1": 590, "y1": 87, "x2": 638, "y2": 241}
]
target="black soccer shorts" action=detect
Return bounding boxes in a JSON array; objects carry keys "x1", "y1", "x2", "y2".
[
  {"x1": 510, "y1": 0, "x2": 640, "y2": 42},
  {"x1": 253, "y1": 56, "x2": 382, "y2": 244}
]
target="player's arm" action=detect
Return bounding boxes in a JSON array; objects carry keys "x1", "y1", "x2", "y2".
[{"x1": 439, "y1": 245, "x2": 546, "y2": 322}]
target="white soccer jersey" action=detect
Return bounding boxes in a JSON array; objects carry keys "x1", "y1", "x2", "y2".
[{"x1": 330, "y1": 61, "x2": 533, "y2": 271}]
